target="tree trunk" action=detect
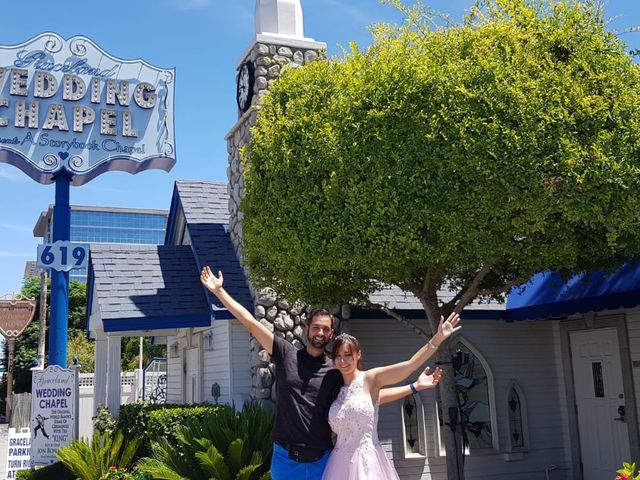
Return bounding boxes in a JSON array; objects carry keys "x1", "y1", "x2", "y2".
[
  {"x1": 423, "y1": 303, "x2": 466, "y2": 480},
  {"x1": 437, "y1": 346, "x2": 465, "y2": 479}
]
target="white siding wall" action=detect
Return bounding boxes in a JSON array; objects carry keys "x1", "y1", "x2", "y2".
[
  {"x1": 552, "y1": 319, "x2": 574, "y2": 476},
  {"x1": 166, "y1": 333, "x2": 203, "y2": 404},
  {"x1": 230, "y1": 319, "x2": 252, "y2": 403},
  {"x1": 198, "y1": 319, "x2": 252, "y2": 406},
  {"x1": 203, "y1": 321, "x2": 233, "y2": 404},
  {"x1": 350, "y1": 317, "x2": 572, "y2": 480},
  {"x1": 166, "y1": 334, "x2": 183, "y2": 404},
  {"x1": 165, "y1": 320, "x2": 252, "y2": 407},
  {"x1": 625, "y1": 308, "x2": 640, "y2": 446}
]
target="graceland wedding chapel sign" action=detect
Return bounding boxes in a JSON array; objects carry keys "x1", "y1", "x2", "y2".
[
  {"x1": 0, "y1": 32, "x2": 175, "y2": 468},
  {"x1": 30, "y1": 366, "x2": 78, "y2": 467},
  {"x1": 0, "y1": 32, "x2": 175, "y2": 184}
]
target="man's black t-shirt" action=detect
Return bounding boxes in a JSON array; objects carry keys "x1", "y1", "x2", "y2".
[{"x1": 271, "y1": 335, "x2": 343, "y2": 451}]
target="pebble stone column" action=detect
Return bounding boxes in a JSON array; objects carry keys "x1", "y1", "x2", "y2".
[
  {"x1": 226, "y1": 41, "x2": 323, "y2": 266},
  {"x1": 226, "y1": 40, "x2": 352, "y2": 404}
]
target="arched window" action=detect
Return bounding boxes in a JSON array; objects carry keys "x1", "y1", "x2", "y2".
[
  {"x1": 402, "y1": 393, "x2": 426, "y2": 457},
  {"x1": 506, "y1": 380, "x2": 529, "y2": 451},
  {"x1": 436, "y1": 339, "x2": 498, "y2": 453}
]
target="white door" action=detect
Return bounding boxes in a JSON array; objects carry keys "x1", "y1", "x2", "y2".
[
  {"x1": 570, "y1": 328, "x2": 630, "y2": 480},
  {"x1": 185, "y1": 348, "x2": 201, "y2": 404}
]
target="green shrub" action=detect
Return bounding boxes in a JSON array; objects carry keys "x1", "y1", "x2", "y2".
[
  {"x1": 15, "y1": 461, "x2": 75, "y2": 480},
  {"x1": 117, "y1": 402, "x2": 224, "y2": 457},
  {"x1": 56, "y1": 430, "x2": 141, "y2": 480},
  {"x1": 99, "y1": 466, "x2": 152, "y2": 480},
  {"x1": 93, "y1": 404, "x2": 117, "y2": 435},
  {"x1": 139, "y1": 401, "x2": 274, "y2": 480},
  {"x1": 617, "y1": 462, "x2": 640, "y2": 479}
]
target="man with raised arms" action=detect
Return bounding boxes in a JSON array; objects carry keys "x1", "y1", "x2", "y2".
[{"x1": 200, "y1": 266, "x2": 441, "y2": 480}]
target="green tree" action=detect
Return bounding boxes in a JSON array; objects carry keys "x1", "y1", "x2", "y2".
[
  {"x1": 3, "y1": 276, "x2": 165, "y2": 392},
  {"x1": 242, "y1": 1, "x2": 640, "y2": 478},
  {"x1": 68, "y1": 331, "x2": 95, "y2": 373},
  {"x1": 121, "y1": 338, "x2": 166, "y2": 372},
  {"x1": 9, "y1": 318, "x2": 39, "y2": 393},
  {"x1": 10, "y1": 277, "x2": 50, "y2": 392},
  {"x1": 3, "y1": 276, "x2": 92, "y2": 390}
]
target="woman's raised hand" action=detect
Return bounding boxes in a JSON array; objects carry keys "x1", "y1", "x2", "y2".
[
  {"x1": 436, "y1": 312, "x2": 462, "y2": 341},
  {"x1": 415, "y1": 366, "x2": 443, "y2": 391}
]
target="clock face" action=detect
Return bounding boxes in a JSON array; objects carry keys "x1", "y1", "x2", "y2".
[{"x1": 236, "y1": 62, "x2": 254, "y2": 112}]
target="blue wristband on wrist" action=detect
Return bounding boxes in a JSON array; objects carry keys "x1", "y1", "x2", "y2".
[{"x1": 409, "y1": 383, "x2": 418, "y2": 395}]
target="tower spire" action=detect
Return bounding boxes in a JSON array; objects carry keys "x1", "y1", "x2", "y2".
[{"x1": 255, "y1": 0, "x2": 306, "y2": 39}]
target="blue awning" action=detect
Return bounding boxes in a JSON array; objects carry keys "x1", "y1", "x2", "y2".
[{"x1": 505, "y1": 262, "x2": 640, "y2": 321}]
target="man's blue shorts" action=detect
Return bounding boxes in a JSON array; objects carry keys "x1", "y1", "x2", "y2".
[{"x1": 271, "y1": 443, "x2": 331, "y2": 480}]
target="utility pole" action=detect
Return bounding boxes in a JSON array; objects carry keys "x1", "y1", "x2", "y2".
[{"x1": 37, "y1": 269, "x2": 48, "y2": 368}]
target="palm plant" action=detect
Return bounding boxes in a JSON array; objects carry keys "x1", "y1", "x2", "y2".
[
  {"x1": 140, "y1": 402, "x2": 273, "y2": 480},
  {"x1": 56, "y1": 430, "x2": 141, "y2": 480}
]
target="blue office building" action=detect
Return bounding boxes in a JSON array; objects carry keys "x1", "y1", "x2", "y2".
[{"x1": 33, "y1": 206, "x2": 168, "y2": 282}]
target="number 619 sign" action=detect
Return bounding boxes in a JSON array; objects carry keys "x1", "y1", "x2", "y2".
[{"x1": 37, "y1": 241, "x2": 88, "y2": 272}]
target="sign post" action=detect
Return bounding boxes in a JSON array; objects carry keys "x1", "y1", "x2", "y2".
[
  {"x1": 0, "y1": 32, "x2": 176, "y2": 367},
  {"x1": 49, "y1": 174, "x2": 71, "y2": 367},
  {"x1": 0, "y1": 296, "x2": 37, "y2": 423}
]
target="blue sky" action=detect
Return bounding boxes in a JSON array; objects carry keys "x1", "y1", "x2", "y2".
[{"x1": 0, "y1": 0, "x2": 639, "y2": 297}]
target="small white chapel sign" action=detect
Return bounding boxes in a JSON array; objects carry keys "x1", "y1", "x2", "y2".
[{"x1": 30, "y1": 365, "x2": 77, "y2": 467}]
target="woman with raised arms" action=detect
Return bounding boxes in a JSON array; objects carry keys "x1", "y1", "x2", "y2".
[{"x1": 322, "y1": 313, "x2": 461, "y2": 480}]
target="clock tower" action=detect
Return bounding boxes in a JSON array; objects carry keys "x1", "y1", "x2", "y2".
[
  {"x1": 226, "y1": 0, "x2": 326, "y2": 265},
  {"x1": 225, "y1": 2, "x2": 347, "y2": 403}
]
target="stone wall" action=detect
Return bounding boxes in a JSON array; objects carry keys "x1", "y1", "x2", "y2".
[{"x1": 250, "y1": 290, "x2": 351, "y2": 402}]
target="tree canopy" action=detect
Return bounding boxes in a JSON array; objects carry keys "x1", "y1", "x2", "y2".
[
  {"x1": 242, "y1": 1, "x2": 640, "y2": 477},
  {"x1": 6, "y1": 277, "x2": 91, "y2": 393},
  {"x1": 2, "y1": 277, "x2": 164, "y2": 395},
  {"x1": 243, "y1": 0, "x2": 640, "y2": 312}
]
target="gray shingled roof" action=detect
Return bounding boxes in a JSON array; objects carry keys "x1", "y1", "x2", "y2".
[
  {"x1": 368, "y1": 284, "x2": 506, "y2": 312},
  {"x1": 172, "y1": 180, "x2": 253, "y2": 311},
  {"x1": 369, "y1": 285, "x2": 424, "y2": 310},
  {"x1": 176, "y1": 180, "x2": 228, "y2": 224},
  {"x1": 87, "y1": 180, "x2": 252, "y2": 332},
  {"x1": 187, "y1": 223, "x2": 254, "y2": 310},
  {"x1": 90, "y1": 244, "x2": 210, "y2": 321}
]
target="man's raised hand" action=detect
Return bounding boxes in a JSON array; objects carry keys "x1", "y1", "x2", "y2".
[{"x1": 200, "y1": 266, "x2": 223, "y2": 293}]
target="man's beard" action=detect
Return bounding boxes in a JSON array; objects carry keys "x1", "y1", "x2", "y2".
[{"x1": 308, "y1": 334, "x2": 331, "y2": 350}]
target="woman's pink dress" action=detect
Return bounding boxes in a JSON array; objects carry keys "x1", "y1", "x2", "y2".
[{"x1": 322, "y1": 371, "x2": 400, "y2": 480}]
